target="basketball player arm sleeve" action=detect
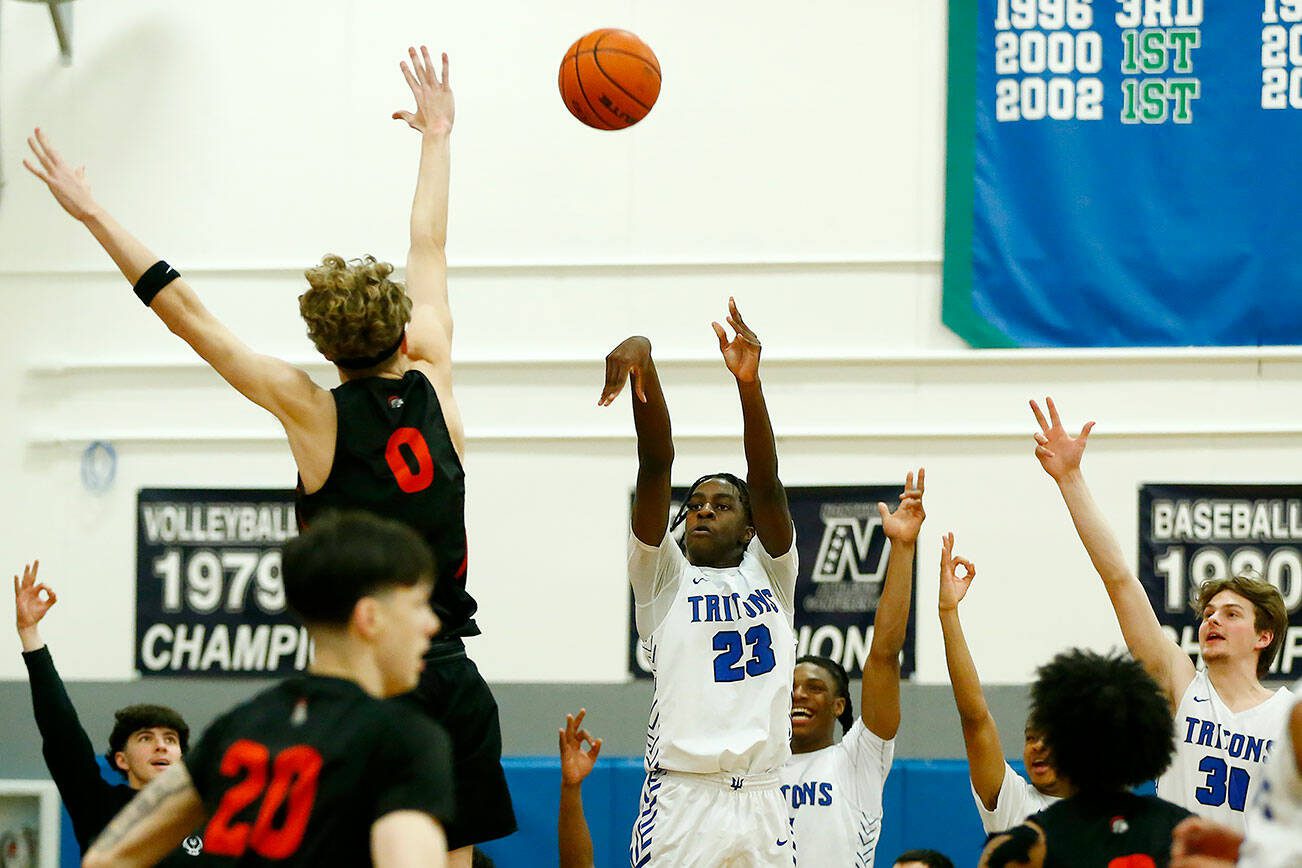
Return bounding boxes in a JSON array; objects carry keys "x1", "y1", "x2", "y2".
[
  {"x1": 82, "y1": 764, "x2": 207, "y2": 868},
  {"x1": 939, "y1": 604, "x2": 1008, "y2": 814},
  {"x1": 21, "y1": 646, "x2": 122, "y2": 848},
  {"x1": 1054, "y1": 470, "x2": 1194, "y2": 698}
]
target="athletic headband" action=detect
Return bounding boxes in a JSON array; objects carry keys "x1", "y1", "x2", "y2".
[{"x1": 334, "y1": 331, "x2": 405, "y2": 370}]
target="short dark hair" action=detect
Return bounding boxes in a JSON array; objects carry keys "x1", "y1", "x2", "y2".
[
  {"x1": 796, "y1": 654, "x2": 855, "y2": 734},
  {"x1": 1029, "y1": 649, "x2": 1174, "y2": 795},
  {"x1": 284, "y1": 510, "x2": 436, "y2": 625},
  {"x1": 106, "y1": 704, "x2": 190, "y2": 766},
  {"x1": 893, "y1": 849, "x2": 955, "y2": 868}
]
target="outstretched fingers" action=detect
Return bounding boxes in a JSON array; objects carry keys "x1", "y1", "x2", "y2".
[
  {"x1": 1045, "y1": 396, "x2": 1062, "y2": 429},
  {"x1": 1029, "y1": 398, "x2": 1051, "y2": 434}
]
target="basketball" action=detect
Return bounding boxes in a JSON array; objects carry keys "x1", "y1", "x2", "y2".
[{"x1": 558, "y1": 29, "x2": 661, "y2": 130}]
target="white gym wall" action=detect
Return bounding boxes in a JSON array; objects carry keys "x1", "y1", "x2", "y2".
[{"x1": 2, "y1": 0, "x2": 1298, "y2": 684}]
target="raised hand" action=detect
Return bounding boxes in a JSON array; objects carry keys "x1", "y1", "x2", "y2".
[
  {"x1": 878, "y1": 468, "x2": 925, "y2": 545},
  {"x1": 712, "y1": 298, "x2": 761, "y2": 384},
  {"x1": 23, "y1": 128, "x2": 98, "y2": 222},
  {"x1": 938, "y1": 532, "x2": 976, "y2": 612},
  {"x1": 14, "y1": 561, "x2": 57, "y2": 635},
  {"x1": 558, "y1": 709, "x2": 602, "y2": 787},
  {"x1": 393, "y1": 45, "x2": 454, "y2": 136},
  {"x1": 599, "y1": 336, "x2": 652, "y2": 406},
  {"x1": 1029, "y1": 396, "x2": 1094, "y2": 482}
]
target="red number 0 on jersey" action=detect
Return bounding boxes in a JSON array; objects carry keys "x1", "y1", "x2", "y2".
[
  {"x1": 204, "y1": 740, "x2": 324, "y2": 859},
  {"x1": 385, "y1": 427, "x2": 435, "y2": 493}
]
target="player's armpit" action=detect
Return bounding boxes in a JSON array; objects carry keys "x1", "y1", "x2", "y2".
[
  {"x1": 371, "y1": 810, "x2": 448, "y2": 868},
  {"x1": 83, "y1": 763, "x2": 206, "y2": 868}
]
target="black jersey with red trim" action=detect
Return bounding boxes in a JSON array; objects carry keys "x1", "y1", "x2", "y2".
[
  {"x1": 186, "y1": 675, "x2": 454, "y2": 866},
  {"x1": 296, "y1": 369, "x2": 478, "y2": 638},
  {"x1": 1025, "y1": 791, "x2": 1192, "y2": 867}
]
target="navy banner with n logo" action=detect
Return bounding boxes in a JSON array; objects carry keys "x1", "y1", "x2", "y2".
[{"x1": 628, "y1": 485, "x2": 917, "y2": 680}]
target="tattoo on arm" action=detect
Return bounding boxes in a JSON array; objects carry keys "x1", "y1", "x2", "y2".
[{"x1": 88, "y1": 764, "x2": 193, "y2": 853}]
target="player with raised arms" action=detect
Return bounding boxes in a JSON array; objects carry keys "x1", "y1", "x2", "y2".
[
  {"x1": 25, "y1": 45, "x2": 514, "y2": 864},
  {"x1": 601, "y1": 299, "x2": 797, "y2": 866},
  {"x1": 1030, "y1": 397, "x2": 1292, "y2": 833},
  {"x1": 781, "y1": 468, "x2": 925, "y2": 867},
  {"x1": 937, "y1": 532, "x2": 1073, "y2": 833},
  {"x1": 82, "y1": 511, "x2": 454, "y2": 867},
  {"x1": 14, "y1": 562, "x2": 199, "y2": 863}
]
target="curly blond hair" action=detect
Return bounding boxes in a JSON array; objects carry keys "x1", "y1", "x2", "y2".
[{"x1": 299, "y1": 255, "x2": 412, "y2": 364}]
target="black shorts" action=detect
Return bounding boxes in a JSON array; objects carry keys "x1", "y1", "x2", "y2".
[{"x1": 397, "y1": 640, "x2": 517, "y2": 850}]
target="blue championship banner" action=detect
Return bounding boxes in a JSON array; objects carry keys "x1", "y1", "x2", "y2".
[
  {"x1": 1140, "y1": 483, "x2": 1302, "y2": 680},
  {"x1": 628, "y1": 485, "x2": 917, "y2": 680},
  {"x1": 945, "y1": 2, "x2": 1302, "y2": 347},
  {"x1": 136, "y1": 488, "x2": 308, "y2": 678}
]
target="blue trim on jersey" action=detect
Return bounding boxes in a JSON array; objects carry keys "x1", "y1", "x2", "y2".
[{"x1": 629, "y1": 771, "x2": 662, "y2": 867}]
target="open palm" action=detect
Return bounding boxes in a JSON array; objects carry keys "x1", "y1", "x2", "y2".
[
  {"x1": 712, "y1": 298, "x2": 761, "y2": 383},
  {"x1": 1030, "y1": 396, "x2": 1094, "y2": 482}
]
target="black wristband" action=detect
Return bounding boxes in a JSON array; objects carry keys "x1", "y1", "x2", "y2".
[{"x1": 133, "y1": 260, "x2": 180, "y2": 306}]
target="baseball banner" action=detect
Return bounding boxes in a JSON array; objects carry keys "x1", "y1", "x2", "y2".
[
  {"x1": 136, "y1": 488, "x2": 308, "y2": 678},
  {"x1": 629, "y1": 485, "x2": 917, "y2": 680},
  {"x1": 1139, "y1": 483, "x2": 1302, "y2": 680}
]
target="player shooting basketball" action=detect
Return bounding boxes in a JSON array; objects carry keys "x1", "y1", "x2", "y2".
[
  {"x1": 25, "y1": 45, "x2": 515, "y2": 864},
  {"x1": 601, "y1": 300, "x2": 798, "y2": 866}
]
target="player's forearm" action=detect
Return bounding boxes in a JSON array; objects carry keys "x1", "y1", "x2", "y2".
[
  {"x1": 18, "y1": 625, "x2": 43, "y2": 653},
  {"x1": 737, "y1": 379, "x2": 779, "y2": 489},
  {"x1": 632, "y1": 357, "x2": 673, "y2": 471},
  {"x1": 409, "y1": 131, "x2": 451, "y2": 252},
  {"x1": 1055, "y1": 470, "x2": 1133, "y2": 587},
  {"x1": 80, "y1": 207, "x2": 165, "y2": 286},
  {"x1": 940, "y1": 608, "x2": 994, "y2": 724},
  {"x1": 558, "y1": 784, "x2": 595, "y2": 868},
  {"x1": 868, "y1": 540, "x2": 914, "y2": 661}
]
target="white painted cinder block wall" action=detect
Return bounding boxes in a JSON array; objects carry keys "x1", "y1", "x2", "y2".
[{"x1": 2, "y1": 1, "x2": 1297, "y2": 684}]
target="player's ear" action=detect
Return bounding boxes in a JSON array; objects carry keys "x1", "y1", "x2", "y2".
[
  {"x1": 1255, "y1": 628, "x2": 1274, "y2": 651},
  {"x1": 351, "y1": 596, "x2": 382, "y2": 639},
  {"x1": 833, "y1": 696, "x2": 846, "y2": 718},
  {"x1": 114, "y1": 751, "x2": 129, "y2": 772}
]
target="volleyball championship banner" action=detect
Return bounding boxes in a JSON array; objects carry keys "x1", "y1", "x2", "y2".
[
  {"x1": 945, "y1": 2, "x2": 1302, "y2": 347},
  {"x1": 135, "y1": 488, "x2": 308, "y2": 678},
  {"x1": 628, "y1": 485, "x2": 918, "y2": 680},
  {"x1": 1139, "y1": 483, "x2": 1302, "y2": 680}
]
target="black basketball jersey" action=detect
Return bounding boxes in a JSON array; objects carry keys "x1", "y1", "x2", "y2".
[
  {"x1": 296, "y1": 369, "x2": 478, "y2": 638},
  {"x1": 1028, "y1": 791, "x2": 1192, "y2": 867},
  {"x1": 186, "y1": 675, "x2": 454, "y2": 866}
]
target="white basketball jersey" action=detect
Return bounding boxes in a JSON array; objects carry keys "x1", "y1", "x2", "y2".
[
  {"x1": 1157, "y1": 669, "x2": 1293, "y2": 834},
  {"x1": 781, "y1": 719, "x2": 893, "y2": 867},
  {"x1": 1240, "y1": 678, "x2": 1302, "y2": 868},
  {"x1": 629, "y1": 529, "x2": 798, "y2": 775},
  {"x1": 971, "y1": 762, "x2": 1059, "y2": 834}
]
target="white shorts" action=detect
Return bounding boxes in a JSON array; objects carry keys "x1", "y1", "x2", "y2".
[{"x1": 629, "y1": 769, "x2": 796, "y2": 868}]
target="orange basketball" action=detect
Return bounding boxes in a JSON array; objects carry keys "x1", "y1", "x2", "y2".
[{"x1": 558, "y1": 29, "x2": 661, "y2": 130}]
